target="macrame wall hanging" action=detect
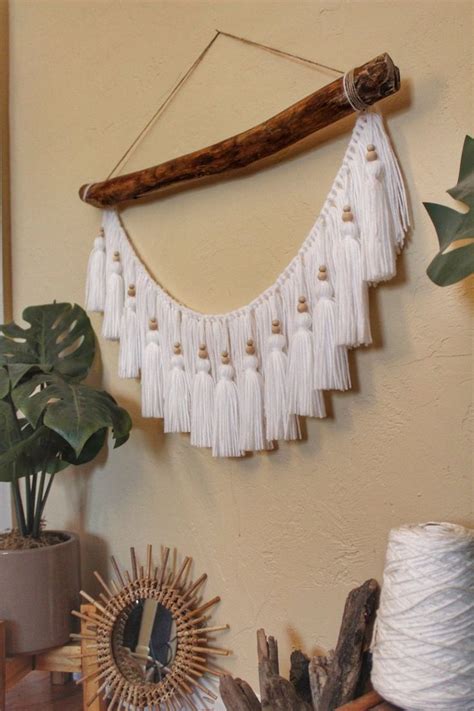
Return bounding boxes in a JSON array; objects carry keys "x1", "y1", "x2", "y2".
[{"x1": 81, "y1": 32, "x2": 409, "y2": 458}]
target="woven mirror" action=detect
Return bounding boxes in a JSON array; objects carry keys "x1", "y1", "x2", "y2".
[{"x1": 73, "y1": 545, "x2": 230, "y2": 710}]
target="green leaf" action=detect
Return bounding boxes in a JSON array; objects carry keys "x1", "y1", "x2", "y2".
[
  {"x1": 448, "y1": 135, "x2": 474, "y2": 207},
  {"x1": 0, "y1": 367, "x2": 10, "y2": 399},
  {"x1": 13, "y1": 372, "x2": 132, "y2": 456},
  {"x1": 0, "y1": 424, "x2": 48, "y2": 482},
  {"x1": 425, "y1": 135, "x2": 474, "y2": 285},
  {"x1": 427, "y1": 242, "x2": 474, "y2": 286},
  {"x1": 0, "y1": 303, "x2": 95, "y2": 382}
]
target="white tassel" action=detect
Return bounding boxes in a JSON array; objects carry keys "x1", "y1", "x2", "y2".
[
  {"x1": 164, "y1": 343, "x2": 191, "y2": 433},
  {"x1": 212, "y1": 353, "x2": 242, "y2": 458},
  {"x1": 335, "y1": 207, "x2": 372, "y2": 347},
  {"x1": 287, "y1": 298, "x2": 315, "y2": 416},
  {"x1": 141, "y1": 318, "x2": 164, "y2": 418},
  {"x1": 102, "y1": 251, "x2": 124, "y2": 341},
  {"x1": 239, "y1": 341, "x2": 266, "y2": 452},
  {"x1": 264, "y1": 321, "x2": 300, "y2": 441},
  {"x1": 361, "y1": 145, "x2": 396, "y2": 282},
  {"x1": 118, "y1": 286, "x2": 139, "y2": 378},
  {"x1": 85, "y1": 229, "x2": 106, "y2": 312},
  {"x1": 191, "y1": 345, "x2": 214, "y2": 448},
  {"x1": 313, "y1": 266, "x2": 351, "y2": 391}
]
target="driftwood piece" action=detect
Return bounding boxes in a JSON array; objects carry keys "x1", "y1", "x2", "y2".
[
  {"x1": 219, "y1": 675, "x2": 262, "y2": 711},
  {"x1": 308, "y1": 650, "x2": 334, "y2": 709},
  {"x1": 289, "y1": 649, "x2": 312, "y2": 704},
  {"x1": 319, "y1": 579, "x2": 379, "y2": 711},
  {"x1": 262, "y1": 675, "x2": 313, "y2": 711},
  {"x1": 257, "y1": 628, "x2": 279, "y2": 705},
  {"x1": 79, "y1": 53, "x2": 400, "y2": 207}
]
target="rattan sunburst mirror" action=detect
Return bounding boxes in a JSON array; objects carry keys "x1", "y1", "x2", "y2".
[{"x1": 72, "y1": 544, "x2": 230, "y2": 710}]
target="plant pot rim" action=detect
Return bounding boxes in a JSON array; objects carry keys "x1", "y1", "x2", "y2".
[{"x1": 0, "y1": 530, "x2": 79, "y2": 557}]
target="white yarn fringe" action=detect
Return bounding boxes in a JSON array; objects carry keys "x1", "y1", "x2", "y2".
[
  {"x1": 118, "y1": 295, "x2": 140, "y2": 378},
  {"x1": 85, "y1": 111, "x2": 408, "y2": 456},
  {"x1": 191, "y1": 357, "x2": 214, "y2": 448},
  {"x1": 239, "y1": 354, "x2": 267, "y2": 452},
  {"x1": 313, "y1": 276, "x2": 350, "y2": 391},
  {"x1": 164, "y1": 353, "x2": 191, "y2": 433},
  {"x1": 212, "y1": 363, "x2": 242, "y2": 458},
  {"x1": 102, "y1": 258, "x2": 124, "y2": 341},
  {"x1": 85, "y1": 233, "x2": 106, "y2": 312},
  {"x1": 141, "y1": 329, "x2": 164, "y2": 418}
]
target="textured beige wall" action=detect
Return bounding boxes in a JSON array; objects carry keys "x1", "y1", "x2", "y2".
[{"x1": 8, "y1": 0, "x2": 473, "y2": 688}]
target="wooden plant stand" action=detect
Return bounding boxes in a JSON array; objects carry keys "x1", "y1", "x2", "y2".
[{"x1": 0, "y1": 605, "x2": 105, "y2": 711}]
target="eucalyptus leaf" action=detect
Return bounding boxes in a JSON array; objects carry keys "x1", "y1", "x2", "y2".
[
  {"x1": 0, "y1": 302, "x2": 95, "y2": 381},
  {"x1": 426, "y1": 134, "x2": 474, "y2": 286}
]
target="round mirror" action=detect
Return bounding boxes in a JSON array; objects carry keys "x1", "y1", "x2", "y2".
[{"x1": 73, "y1": 545, "x2": 230, "y2": 710}]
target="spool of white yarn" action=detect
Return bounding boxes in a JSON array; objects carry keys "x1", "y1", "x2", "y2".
[{"x1": 371, "y1": 522, "x2": 474, "y2": 710}]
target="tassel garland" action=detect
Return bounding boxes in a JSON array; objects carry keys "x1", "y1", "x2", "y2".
[
  {"x1": 87, "y1": 112, "x2": 409, "y2": 456},
  {"x1": 118, "y1": 285, "x2": 140, "y2": 378},
  {"x1": 239, "y1": 340, "x2": 267, "y2": 452},
  {"x1": 141, "y1": 319, "x2": 164, "y2": 418},
  {"x1": 190, "y1": 345, "x2": 215, "y2": 448},
  {"x1": 102, "y1": 251, "x2": 124, "y2": 341},
  {"x1": 164, "y1": 343, "x2": 191, "y2": 433},
  {"x1": 313, "y1": 267, "x2": 350, "y2": 390},
  {"x1": 212, "y1": 353, "x2": 242, "y2": 458},
  {"x1": 85, "y1": 229, "x2": 106, "y2": 312}
]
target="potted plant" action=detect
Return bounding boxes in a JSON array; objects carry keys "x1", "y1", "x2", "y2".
[{"x1": 0, "y1": 302, "x2": 132, "y2": 654}]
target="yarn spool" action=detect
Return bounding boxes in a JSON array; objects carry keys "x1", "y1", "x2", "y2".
[{"x1": 371, "y1": 522, "x2": 474, "y2": 710}]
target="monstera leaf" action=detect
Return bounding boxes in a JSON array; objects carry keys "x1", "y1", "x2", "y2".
[
  {"x1": 425, "y1": 135, "x2": 474, "y2": 286},
  {"x1": 13, "y1": 372, "x2": 131, "y2": 457},
  {"x1": 0, "y1": 302, "x2": 95, "y2": 386}
]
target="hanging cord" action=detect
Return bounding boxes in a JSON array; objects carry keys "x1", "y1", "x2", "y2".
[{"x1": 107, "y1": 30, "x2": 347, "y2": 180}]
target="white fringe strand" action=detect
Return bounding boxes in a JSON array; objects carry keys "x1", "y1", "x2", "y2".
[
  {"x1": 239, "y1": 351, "x2": 267, "y2": 452},
  {"x1": 313, "y1": 269, "x2": 350, "y2": 391},
  {"x1": 85, "y1": 232, "x2": 106, "y2": 312},
  {"x1": 212, "y1": 361, "x2": 242, "y2": 458},
  {"x1": 141, "y1": 325, "x2": 164, "y2": 418},
  {"x1": 191, "y1": 352, "x2": 215, "y2": 448},
  {"x1": 118, "y1": 291, "x2": 140, "y2": 378},
  {"x1": 102, "y1": 254, "x2": 124, "y2": 341},
  {"x1": 164, "y1": 349, "x2": 191, "y2": 433}
]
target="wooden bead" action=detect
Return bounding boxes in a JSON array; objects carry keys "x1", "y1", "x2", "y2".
[
  {"x1": 198, "y1": 345, "x2": 208, "y2": 359},
  {"x1": 272, "y1": 319, "x2": 280, "y2": 327},
  {"x1": 99, "y1": 227, "x2": 105, "y2": 236},
  {"x1": 127, "y1": 284, "x2": 136, "y2": 297},
  {"x1": 221, "y1": 351, "x2": 230, "y2": 365},
  {"x1": 298, "y1": 296, "x2": 306, "y2": 304},
  {"x1": 246, "y1": 339, "x2": 254, "y2": 347},
  {"x1": 367, "y1": 144, "x2": 375, "y2": 152},
  {"x1": 271, "y1": 320, "x2": 281, "y2": 334},
  {"x1": 318, "y1": 267, "x2": 327, "y2": 281},
  {"x1": 342, "y1": 209, "x2": 353, "y2": 222},
  {"x1": 343, "y1": 205, "x2": 351, "y2": 212},
  {"x1": 113, "y1": 251, "x2": 120, "y2": 261},
  {"x1": 366, "y1": 149, "x2": 378, "y2": 161},
  {"x1": 246, "y1": 342, "x2": 255, "y2": 355},
  {"x1": 173, "y1": 342, "x2": 182, "y2": 355},
  {"x1": 297, "y1": 301, "x2": 308, "y2": 313},
  {"x1": 149, "y1": 318, "x2": 158, "y2": 330},
  {"x1": 199, "y1": 343, "x2": 206, "y2": 351}
]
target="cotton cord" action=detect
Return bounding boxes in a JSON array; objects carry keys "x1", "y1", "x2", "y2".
[
  {"x1": 371, "y1": 522, "x2": 474, "y2": 711},
  {"x1": 343, "y1": 69, "x2": 369, "y2": 112}
]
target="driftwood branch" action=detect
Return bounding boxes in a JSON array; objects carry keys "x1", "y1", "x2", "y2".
[
  {"x1": 79, "y1": 52, "x2": 400, "y2": 207},
  {"x1": 290, "y1": 649, "x2": 313, "y2": 704},
  {"x1": 319, "y1": 579, "x2": 380, "y2": 711},
  {"x1": 219, "y1": 675, "x2": 262, "y2": 710},
  {"x1": 309, "y1": 650, "x2": 334, "y2": 709}
]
